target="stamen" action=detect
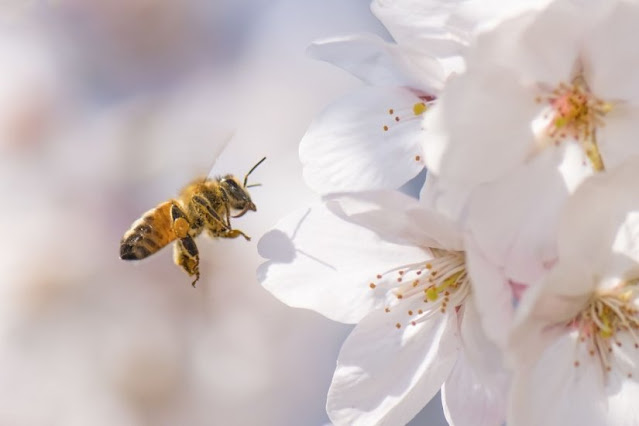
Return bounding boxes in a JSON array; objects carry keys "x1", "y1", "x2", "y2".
[
  {"x1": 535, "y1": 73, "x2": 611, "y2": 171},
  {"x1": 369, "y1": 250, "x2": 470, "y2": 330},
  {"x1": 569, "y1": 279, "x2": 639, "y2": 376},
  {"x1": 381, "y1": 97, "x2": 435, "y2": 134}
]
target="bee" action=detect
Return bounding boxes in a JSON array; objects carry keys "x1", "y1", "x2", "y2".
[{"x1": 119, "y1": 157, "x2": 266, "y2": 287}]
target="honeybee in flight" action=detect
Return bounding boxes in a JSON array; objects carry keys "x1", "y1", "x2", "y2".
[{"x1": 120, "y1": 157, "x2": 266, "y2": 287}]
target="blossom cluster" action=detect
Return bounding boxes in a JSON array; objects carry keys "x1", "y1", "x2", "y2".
[{"x1": 258, "y1": 0, "x2": 639, "y2": 425}]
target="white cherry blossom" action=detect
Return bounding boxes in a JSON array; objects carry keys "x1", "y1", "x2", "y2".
[
  {"x1": 423, "y1": 0, "x2": 639, "y2": 345},
  {"x1": 300, "y1": 34, "x2": 439, "y2": 194},
  {"x1": 258, "y1": 191, "x2": 506, "y2": 425},
  {"x1": 301, "y1": 0, "x2": 551, "y2": 196},
  {"x1": 507, "y1": 158, "x2": 639, "y2": 426}
]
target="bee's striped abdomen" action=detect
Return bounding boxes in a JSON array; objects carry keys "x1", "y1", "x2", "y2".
[{"x1": 120, "y1": 201, "x2": 179, "y2": 260}]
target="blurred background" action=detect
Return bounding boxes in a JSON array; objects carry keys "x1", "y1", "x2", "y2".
[{"x1": 0, "y1": 1, "x2": 446, "y2": 424}]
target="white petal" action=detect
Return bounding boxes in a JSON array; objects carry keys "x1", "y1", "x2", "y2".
[
  {"x1": 464, "y1": 234, "x2": 514, "y2": 348},
  {"x1": 327, "y1": 304, "x2": 459, "y2": 426},
  {"x1": 584, "y1": 1, "x2": 639, "y2": 101},
  {"x1": 607, "y1": 333, "x2": 639, "y2": 425},
  {"x1": 453, "y1": 0, "x2": 552, "y2": 34},
  {"x1": 300, "y1": 86, "x2": 427, "y2": 194},
  {"x1": 257, "y1": 203, "x2": 429, "y2": 324},
  {"x1": 370, "y1": 0, "x2": 466, "y2": 57},
  {"x1": 419, "y1": 173, "x2": 471, "y2": 225},
  {"x1": 442, "y1": 298, "x2": 508, "y2": 426},
  {"x1": 597, "y1": 105, "x2": 639, "y2": 170},
  {"x1": 307, "y1": 34, "x2": 445, "y2": 91},
  {"x1": 460, "y1": 297, "x2": 510, "y2": 391},
  {"x1": 510, "y1": 331, "x2": 639, "y2": 426},
  {"x1": 464, "y1": 1, "x2": 597, "y2": 86},
  {"x1": 465, "y1": 144, "x2": 592, "y2": 284},
  {"x1": 421, "y1": 67, "x2": 540, "y2": 186},
  {"x1": 557, "y1": 157, "x2": 639, "y2": 286},
  {"x1": 442, "y1": 351, "x2": 506, "y2": 426},
  {"x1": 509, "y1": 332, "x2": 609, "y2": 426},
  {"x1": 508, "y1": 267, "x2": 590, "y2": 368},
  {"x1": 326, "y1": 190, "x2": 463, "y2": 250}
]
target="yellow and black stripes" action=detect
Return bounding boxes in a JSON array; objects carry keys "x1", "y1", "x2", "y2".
[{"x1": 120, "y1": 201, "x2": 178, "y2": 260}]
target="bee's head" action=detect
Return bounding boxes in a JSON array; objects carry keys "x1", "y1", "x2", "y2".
[
  {"x1": 219, "y1": 175, "x2": 256, "y2": 217},
  {"x1": 220, "y1": 157, "x2": 265, "y2": 218}
]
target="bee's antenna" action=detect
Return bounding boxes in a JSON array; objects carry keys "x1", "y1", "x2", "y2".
[{"x1": 243, "y1": 157, "x2": 266, "y2": 187}]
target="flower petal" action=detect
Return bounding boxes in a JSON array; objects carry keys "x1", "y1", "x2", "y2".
[
  {"x1": 557, "y1": 156, "x2": 639, "y2": 287},
  {"x1": 464, "y1": 234, "x2": 514, "y2": 348},
  {"x1": 509, "y1": 331, "x2": 639, "y2": 426},
  {"x1": 597, "y1": 105, "x2": 639, "y2": 171},
  {"x1": 307, "y1": 34, "x2": 445, "y2": 91},
  {"x1": 421, "y1": 66, "x2": 540, "y2": 186},
  {"x1": 442, "y1": 351, "x2": 506, "y2": 426},
  {"x1": 370, "y1": 0, "x2": 466, "y2": 57},
  {"x1": 327, "y1": 304, "x2": 459, "y2": 425},
  {"x1": 442, "y1": 297, "x2": 508, "y2": 426},
  {"x1": 300, "y1": 86, "x2": 427, "y2": 194},
  {"x1": 509, "y1": 332, "x2": 609, "y2": 426},
  {"x1": 257, "y1": 203, "x2": 429, "y2": 324},
  {"x1": 465, "y1": 143, "x2": 593, "y2": 284},
  {"x1": 325, "y1": 190, "x2": 463, "y2": 250},
  {"x1": 584, "y1": 0, "x2": 639, "y2": 101},
  {"x1": 419, "y1": 173, "x2": 471, "y2": 225},
  {"x1": 460, "y1": 297, "x2": 510, "y2": 391},
  {"x1": 463, "y1": 0, "x2": 600, "y2": 86},
  {"x1": 508, "y1": 267, "x2": 590, "y2": 368}
]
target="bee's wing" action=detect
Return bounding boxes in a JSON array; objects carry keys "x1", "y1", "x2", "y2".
[
  {"x1": 108, "y1": 80, "x2": 238, "y2": 199},
  {"x1": 143, "y1": 104, "x2": 236, "y2": 191},
  {"x1": 197, "y1": 129, "x2": 236, "y2": 181}
]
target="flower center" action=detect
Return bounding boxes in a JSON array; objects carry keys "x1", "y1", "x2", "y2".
[
  {"x1": 369, "y1": 249, "x2": 470, "y2": 329},
  {"x1": 569, "y1": 280, "x2": 639, "y2": 376},
  {"x1": 535, "y1": 74, "x2": 612, "y2": 171}
]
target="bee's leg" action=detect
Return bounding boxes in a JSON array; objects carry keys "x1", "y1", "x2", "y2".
[
  {"x1": 224, "y1": 206, "x2": 232, "y2": 228},
  {"x1": 220, "y1": 229, "x2": 251, "y2": 241},
  {"x1": 191, "y1": 196, "x2": 232, "y2": 231},
  {"x1": 191, "y1": 197, "x2": 249, "y2": 240},
  {"x1": 170, "y1": 202, "x2": 191, "y2": 239},
  {"x1": 173, "y1": 236, "x2": 200, "y2": 287}
]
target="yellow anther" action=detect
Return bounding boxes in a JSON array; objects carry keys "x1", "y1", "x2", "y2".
[
  {"x1": 554, "y1": 116, "x2": 567, "y2": 128},
  {"x1": 425, "y1": 287, "x2": 439, "y2": 302},
  {"x1": 441, "y1": 271, "x2": 464, "y2": 289},
  {"x1": 600, "y1": 328, "x2": 613, "y2": 339},
  {"x1": 413, "y1": 102, "x2": 427, "y2": 116}
]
